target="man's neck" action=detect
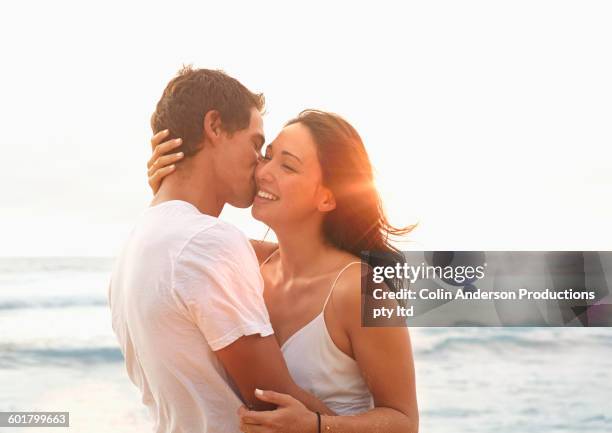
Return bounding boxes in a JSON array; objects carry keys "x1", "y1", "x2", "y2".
[{"x1": 151, "y1": 160, "x2": 225, "y2": 217}]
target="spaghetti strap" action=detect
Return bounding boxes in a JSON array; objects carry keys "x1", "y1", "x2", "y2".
[
  {"x1": 322, "y1": 261, "x2": 362, "y2": 311},
  {"x1": 260, "y1": 248, "x2": 280, "y2": 267}
]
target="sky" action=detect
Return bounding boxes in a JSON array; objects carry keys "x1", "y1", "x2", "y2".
[{"x1": 0, "y1": 0, "x2": 611, "y2": 256}]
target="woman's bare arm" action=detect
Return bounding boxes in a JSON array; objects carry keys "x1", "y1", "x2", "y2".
[{"x1": 319, "y1": 265, "x2": 419, "y2": 432}]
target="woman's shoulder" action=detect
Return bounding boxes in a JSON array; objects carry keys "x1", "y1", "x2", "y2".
[
  {"x1": 329, "y1": 249, "x2": 371, "y2": 282},
  {"x1": 328, "y1": 252, "x2": 364, "y2": 301},
  {"x1": 249, "y1": 240, "x2": 279, "y2": 265}
]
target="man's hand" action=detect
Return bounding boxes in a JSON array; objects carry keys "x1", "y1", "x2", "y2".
[{"x1": 238, "y1": 389, "x2": 318, "y2": 433}]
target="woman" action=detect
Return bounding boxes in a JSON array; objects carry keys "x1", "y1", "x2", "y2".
[{"x1": 148, "y1": 110, "x2": 418, "y2": 432}]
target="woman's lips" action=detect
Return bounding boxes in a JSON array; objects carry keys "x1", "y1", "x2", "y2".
[{"x1": 255, "y1": 189, "x2": 279, "y2": 201}]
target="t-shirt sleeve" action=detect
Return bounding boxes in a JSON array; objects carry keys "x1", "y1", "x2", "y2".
[{"x1": 173, "y1": 222, "x2": 273, "y2": 351}]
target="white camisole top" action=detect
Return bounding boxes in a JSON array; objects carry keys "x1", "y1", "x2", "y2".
[{"x1": 262, "y1": 252, "x2": 374, "y2": 415}]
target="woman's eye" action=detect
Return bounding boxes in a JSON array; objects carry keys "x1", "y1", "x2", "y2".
[{"x1": 282, "y1": 164, "x2": 296, "y2": 172}]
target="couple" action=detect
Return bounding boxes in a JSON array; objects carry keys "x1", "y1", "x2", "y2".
[{"x1": 109, "y1": 67, "x2": 418, "y2": 433}]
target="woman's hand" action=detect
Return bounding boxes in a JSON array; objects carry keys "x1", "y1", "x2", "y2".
[
  {"x1": 238, "y1": 389, "x2": 318, "y2": 433},
  {"x1": 147, "y1": 129, "x2": 184, "y2": 194}
]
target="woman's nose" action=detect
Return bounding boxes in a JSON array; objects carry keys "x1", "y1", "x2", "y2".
[{"x1": 255, "y1": 159, "x2": 274, "y2": 183}]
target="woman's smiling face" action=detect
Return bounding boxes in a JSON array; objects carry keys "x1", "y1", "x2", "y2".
[{"x1": 251, "y1": 122, "x2": 335, "y2": 228}]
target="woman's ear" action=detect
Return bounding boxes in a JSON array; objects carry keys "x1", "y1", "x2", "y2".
[
  {"x1": 203, "y1": 110, "x2": 222, "y2": 145},
  {"x1": 317, "y1": 188, "x2": 336, "y2": 213}
]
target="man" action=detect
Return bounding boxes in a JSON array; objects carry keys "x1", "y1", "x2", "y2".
[{"x1": 109, "y1": 67, "x2": 328, "y2": 433}]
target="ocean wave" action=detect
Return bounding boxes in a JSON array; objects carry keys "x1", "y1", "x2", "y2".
[
  {"x1": 0, "y1": 297, "x2": 108, "y2": 310},
  {"x1": 581, "y1": 415, "x2": 612, "y2": 425},
  {"x1": 414, "y1": 328, "x2": 612, "y2": 356},
  {"x1": 0, "y1": 346, "x2": 124, "y2": 368},
  {"x1": 0, "y1": 257, "x2": 114, "y2": 274},
  {"x1": 421, "y1": 408, "x2": 494, "y2": 418}
]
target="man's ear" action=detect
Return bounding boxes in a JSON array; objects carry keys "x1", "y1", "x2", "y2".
[
  {"x1": 317, "y1": 187, "x2": 336, "y2": 213},
  {"x1": 203, "y1": 110, "x2": 223, "y2": 144}
]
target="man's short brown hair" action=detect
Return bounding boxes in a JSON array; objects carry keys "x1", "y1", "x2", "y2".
[{"x1": 151, "y1": 66, "x2": 265, "y2": 156}]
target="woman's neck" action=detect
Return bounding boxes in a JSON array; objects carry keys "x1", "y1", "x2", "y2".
[{"x1": 273, "y1": 219, "x2": 334, "y2": 281}]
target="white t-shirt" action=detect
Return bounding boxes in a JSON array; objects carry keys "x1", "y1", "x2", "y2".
[{"x1": 109, "y1": 200, "x2": 273, "y2": 433}]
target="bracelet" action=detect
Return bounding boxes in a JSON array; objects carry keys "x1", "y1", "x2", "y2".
[{"x1": 315, "y1": 411, "x2": 321, "y2": 433}]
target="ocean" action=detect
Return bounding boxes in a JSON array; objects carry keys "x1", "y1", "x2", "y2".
[{"x1": 0, "y1": 257, "x2": 611, "y2": 433}]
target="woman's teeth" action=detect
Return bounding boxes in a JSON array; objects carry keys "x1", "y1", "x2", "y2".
[{"x1": 257, "y1": 190, "x2": 279, "y2": 201}]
